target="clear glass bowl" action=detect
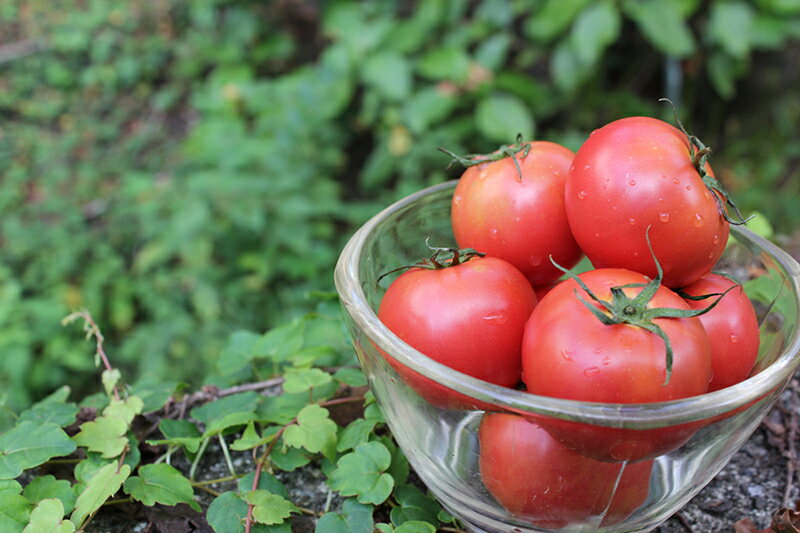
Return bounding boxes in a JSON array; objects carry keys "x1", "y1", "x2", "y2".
[{"x1": 334, "y1": 181, "x2": 800, "y2": 533}]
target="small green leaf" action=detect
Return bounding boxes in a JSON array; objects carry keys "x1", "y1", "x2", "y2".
[
  {"x1": 101, "y1": 369, "x2": 121, "y2": 398},
  {"x1": 148, "y1": 419, "x2": 203, "y2": 453},
  {"x1": 417, "y1": 47, "x2": 470, "y2": 82},
  {"x1": 329, "y1": 441, "x2": 394, "y2": 505},
  {"x1": 526, "y1": 0, "x2": 593, "y2": 42},
  {"x1": 269, "y1": 444, "x2": 312, "y2": 472},
  {"x1": 243, "y1": 490, "x2": 298, "y2": 526},
  {"x1": 190, "y1": 392, "x2": 260, "y2": 427},
  {"x1": 129, "y1": 376, "x2": 181, "y2": 413},
  {"x1": 333, "y1": 367, "x2": 368, "y2": 387},
  {"x1": 124, "y1": 464, "x2": 199, "y2": 511},
  {"x1": 0, "y1": 480, "x2": 22, "y2": 494},
  {"x1": 17, "y1": 387, "x2": 78, "y2": 428},
  {"x1": 623, "y1": 0, "x2": 696, "y2": 57},
  {"x1": 709, "y1": 1, "x2": 755, "y2": 58},
  {"x1": 22, "y1": 499, "x2": 75, "y2": 533},
  {"x1": 253, "y1": 320, "x2": 305, "y2": 362},
  {"x1": 381, "y1": 436, "x2": 410, "y2": 487},
  {"x1": 206, "y1": 492, "x2": 247, "y2": 533},
  {"x1": 571, "y1": 1, "x2": 620, "y2": 66},
  {"x1": 0, "y1": 422, "x2": 77, "y2": 479},
  {"x1": 230, "y1": 421, "x2": 273, "y2": 451},
  {"x1": 70, "y1": 463, "x2": 131, "y2": 527},
  {"x1": 283, "y1": 404, "x2": 338, "y2": 460},
  {"x1": 217, "y1": 330, "x2": 260, "y2": 375},
  {"x1": 394, "y1": 521, "x2": 436, "y2": 533},
  {"x1": 337, "y1": 418, "x2": 378, "y2": 452},
  {"x1": 72, "y1": 416, "x2": 129, "y2": 459},
  {"x1": 707, "y1": 51, "x2": 739, "y2": 98},
  {"x1": 0, "y1": 492, "x2": 31, "y2": 533},
  {"x1": 23, "y1": 476, "x2": 77, "y2": 515},
  {"x1": 362, "y1": 51, "x2": 412, "y2": 101},
  {"x1": 237, "y1": 471, "x2": 289, "y2": 499},
  {"x1": 315, "y1": 499, "x2": 374, "y2": 533},
  {"x1": 475, "y1": 94, "x2": 534, "y2": 143},
  {"x1": 282, "y1": 368, "x2": 333, "y2": 394},
  {"x1": 390, "y1": 485, "x2": 441, "y2": 526},
  {"x1": 203, "y1": 412, "x2": 257, "y2": 438}
]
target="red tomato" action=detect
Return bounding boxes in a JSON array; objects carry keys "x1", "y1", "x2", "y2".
[
  {"x1": 522, "y1": 268, "x2": 712, "y2": 460},
  {"x1": 479, "y1": 413, "x2": 653, "y2": 529},
  {"x1": 451, "y1": 141, "x2": 583, "y2": 286},
  {"x1": 565, "y1": 117, "x2": 729, "y2": 288},
  {"x1": 681, "y1": 273, "x2": 760, "y2": 391},
  {"x1": 378, "y1": 255, "x2": 536, "y2": 408}
]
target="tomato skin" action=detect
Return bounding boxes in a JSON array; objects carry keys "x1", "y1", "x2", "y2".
[
  {"x1": 521, "y1": 268, "x2": 712, "y2": 460},
  {"x1": 478, "y1": 413, "x2": 652, "y2": 529},
  {"x1": 681, "y1": 273, "x2": 760, "y2": 391},
  {"x1": 565, "y1": 117, "x2": 729, "y2": 289},
  {"x1": 378, "y1": 256, "x2": 537, "y2": 406},
  {"x1": 452, "y1": 141, "x2": 583, "y2": 286}
]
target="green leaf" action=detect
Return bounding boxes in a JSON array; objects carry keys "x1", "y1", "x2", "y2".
[
  {"x1": 744, "y1": 213, "x2": 774, "y2": 240},
  {"x1": 206, "y1": 492, "x2": 247, "y2": 533},
  {"x1": 475, "y1": 34, "x2": 511, "y2": 70},
  {"x1": 124, "y1": 464, "x2": 199, "y2": 511},
  {"x1": 333, "y1": 367, "x2": 367, "y2": 387},
  {"x1": 526, "y1": 0, "x2": 593, "y2": 42},
  {"x1": 376, "y1": 524, "x2": 393, "y2": 533},
  {"x1": 23, "y1": 476, "x2": 77, "y2": 515},
  {"x1": 390, "y1": 485, "x2": 441, "y2": 526},
  {"x1": 70, "y1": 463, "x2": 131, "y2": 528},
  {"x1": 243, "y1": 490, "x2": 298, "y2": 526},
  {"x1": 216, "y1": 330, "x2": 260, "y2": 375},
  {"x1": 129, "y1": 376, "x2": 181, "y2": 413},
  {"x1": 0, "y1": 422, "x2": 77, "y2": 479},
  {"x1": 282, "y1": 368, "x2": 333, "y2": 394},
  {"x1": 475, "y1": 94, "x2": 534, "y2": 143},
  {"x1": 283, "y1": 404, "x2": 338, "y2": 460},
  {"x1": 269, "y1": 444, "x2": 312, "y2": 472},
  {"x1": 709, "y1": 1, "x2": 755, "y2": 58},
  {"x1": 394, "y1": 521, "x2": 436, "y2": 533},
  {"x1": 0, "y1": 492, "x2": 31, "y2": 533},
  {"x1": 551, "y1": 40, "x2": 585, "y2": 91},
  {"x1": 362, "y1": 51, "x2": 412, "y2": 101},
  {"x1": 72, "y1": 416, "x2": 129, "y2": 459},
  {"x1": 230, "y1": 421, "x2": 273, "y2": 451},
  {"x1": 570, "y1": 1, "x2": 621, "y2": 66},
  {"x1": 101, "y1": 369, "x2": 121, "y2": 398},
  {"x1": 253, "y1": 320, "x2": 305, "y2": 362},
  {"x1": 17, "y1": 387, "x2": 78, "y2": 428},
  {"x1": 191, "y1": 392, "x2": 260, "y2": 427},
  {"x1": 337, "y1": 418, "x2": 378, "y2": 452},
  {"x1": 329, "y1": 441, "x2": 394, "y2": 505},
  {"x1": 417, "y1": 47, "x2": 470, "y2": 82},
  {"x1": 103, "y1": 396, "x2": 144, "y2": 425},
  {"x1": 203, "y1": 412, "x2": 257, "y2": 438},
  {"x1": 707, "y1": 51, "x2": 739, "y2": 98},
  {"x1": 22, "y1": 499, "x2": 75, "y2": 533},
  {"x1": 237, "y1": 471, "x2": 289, "y2": 499},
  {"x1": 148, "y1": 419, "x2": 203, "y2": 453},
  {"x1": 315, "y1": 499, "x2": 374, "y2": 533},
  {"x1": 623, "y1": 0, "x2": 696, "y2": 57},
  {"x1": 0, "y1": 479, "x2": 22, "y2": 494},
  {"x1": 381, "y1": 436, "x2": 410, "y2": 487}
]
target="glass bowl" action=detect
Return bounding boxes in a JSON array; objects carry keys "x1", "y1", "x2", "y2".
[{"x1": 334, "y1": 181, "x2": 800, "y2": 533}]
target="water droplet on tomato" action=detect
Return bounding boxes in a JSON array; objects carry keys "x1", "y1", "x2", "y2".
[
  {"x1": 659, "y1": 213, "x2": 670, "y2": 222},
  {"x1": 583, "y1": 165, "x2": 592, "y2": 170},
  {"x1": 453, "y1": 195, "x2": 463, "y2": 206},
  {"x1": 628, "y1": 218, "x2": 636, "y2": 225},
  {"x1": 673, "y1": 178, "x2": 680, "y2": 185},
  {"x1": 584, "y1": 367, "x2": 600, "y2": 377},
  {"x1": 632, "y1": 251, "x2": 640, "y2": 257},
  {"x1": 730, "y1": 334, "x2": 739, "y2": 343},
  {"x1": 578, "y1": 190, "x2": 588, "y2": 200},
  {"x1": 529, "y1": 255, "x2": 542, "y2": 267},
  {"x1": 713, "y1": 234, "x2": 720, "y2": 244},
  {"x1": 692, "y1": 213, "x2": 705, "y2": 228},
  {"x1": 686, "y1": 185, "x2": 692, "y2": 190},
  {"x1": 482, "y1": 312, "x2": 508, "y2": 325},
  {"x1": 561, "y1": 350, "x2": 574, "y2": 362},
  {"x1": 708, "y1": 251, "x2": 715, "y2": 259},
  {"x1": 628, "y1": 179, "x2": 636, "y2": 186},
  {"x1": 490, "y1": 228, "x2": 499, "y2": 239},
  {"x1": 601, "y1": 356, "x2": 611, "y2": 366}
]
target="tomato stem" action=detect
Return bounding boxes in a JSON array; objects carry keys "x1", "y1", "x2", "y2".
[
  {"x1": 438, "y1": 133, "x2": 531, "y2": 181},
  {"x1": 376, "y1": 243, "x2": 485, "y2": 286}
]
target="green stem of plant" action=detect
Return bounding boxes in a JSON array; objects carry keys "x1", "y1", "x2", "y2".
[
  {"x1": 189, "y1": 436, "x2": 211, "y2": 481},
  {"x1": 218, "y1": 433, "x2": 237, "y2": 477},
  {"x1": 192, "y1": 473, "x2": 243, "y2": 487}
]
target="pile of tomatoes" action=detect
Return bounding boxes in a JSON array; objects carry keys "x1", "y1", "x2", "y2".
[{"x1": 377, "y1": 115, "x2": 762, "y2": 527}]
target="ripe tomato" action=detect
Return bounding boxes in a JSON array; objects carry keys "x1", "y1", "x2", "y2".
[
  {"x1": 521, "y1": 268, "x2": 712, "y2": 460},
  {"x1": 565, "y1": 116, "x2": 729, "y2": 288},
  {"x1": 478, "y1": 413, "x2": 653, "y2": 529},
  {"x1": 378, "y1": 254, "x2": 536, "y2": 408},
  {"x1": 451, "y1": 141, "x2": 583, "y2": 286},
  {"x1": 680, "y1": 273, "x2": 760, "y2": 391}
]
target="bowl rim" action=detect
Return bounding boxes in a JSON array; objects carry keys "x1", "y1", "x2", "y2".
[{"x1": 334, "y1": 180, "x2": 800, "y2": 428}]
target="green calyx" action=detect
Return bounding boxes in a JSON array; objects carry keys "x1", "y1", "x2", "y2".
[
  {"x1": 551, "y1": 228, "x2": 734, "y2": 385},
  {"x1": 438, "y1": 133, "x2": 530, "y2": 181},
  {"x1": 659, "y1": 98, "x2": 753, "y2": 226},
  {"x1": 377, "y1": 241, "x2": 484, "y2": 286}
]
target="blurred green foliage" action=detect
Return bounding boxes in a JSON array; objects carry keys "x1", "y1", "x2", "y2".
[{"x1": 0, "y1": 0, "x2": 798, "y2": 423}]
